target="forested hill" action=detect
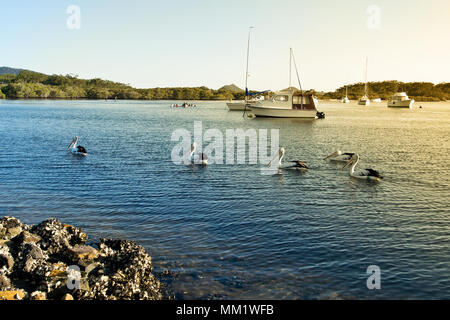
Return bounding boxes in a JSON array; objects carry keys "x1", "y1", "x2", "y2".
[
  {"x1": 0, "y1": 70, "x2": 246, "y2": 100},
  {"x1": 320, "y1": 81, "x2": 449, "y2": 102},
  {"x1": 0, "y1": 69, "x2": 448, "y2": 101}
]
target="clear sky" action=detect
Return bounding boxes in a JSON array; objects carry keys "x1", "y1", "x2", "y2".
[{"x1": 1, "y1": 0, "x2": 449, "y2": 91}]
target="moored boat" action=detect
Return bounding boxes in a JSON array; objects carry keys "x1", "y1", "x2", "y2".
[
  {"x1": 358, "y1": 96, "x2": 370, "y2": 106},
  {"x1": 358, "y1": 57, "x2": 370, "y2": 106},
  {"x1": 341, "y1": 86, "x2": 350, "y2": 103},
  {"x1": 387, "y1": 92, "x2": 414, "y2": 108},
  {"x1": 248, "y1": 48, "x2": 324, "y2": 119},
  {"x1": 249, "y1": 88, "x2": 319, "y2": 118}
]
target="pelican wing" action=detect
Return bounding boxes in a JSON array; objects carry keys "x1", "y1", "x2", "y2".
[
  {"x1": 365, "y1": 168, "x2": 383, "y2": 178},
  {"x1": 291, "y1": 160, "x2": 308, "y2": 168}
]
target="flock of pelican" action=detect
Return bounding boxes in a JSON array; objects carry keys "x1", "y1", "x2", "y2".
[
  {"x1": 187, "y1": 143, "x2": 383, "y2": 182},
  {"x1": 264, "y1": 148, "x2": 383, "y2": 181},
  {"x1": 67, "y1": 137, "x2": 382, "y2": 182}
]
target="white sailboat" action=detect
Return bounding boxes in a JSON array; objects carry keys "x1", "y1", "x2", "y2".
[
  {"x1": 358, "y1": 57, "x2": 370, "y2": 106},
  {"x1": 249, "y1": 48, "x2": 323, "y2": 118},
  {"x1": 228, "y1": 27, "x2": 255, "y2": 112},
  {"x1": 341, "y1": 86, "x2": 350, "y2": 103}
]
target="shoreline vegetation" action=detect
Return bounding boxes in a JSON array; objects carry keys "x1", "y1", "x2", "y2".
[
  {"x1": 0, "y1": 68, "x2": 449, "y2": 102},
  {"x1": 0, "y1": 216, "x2": 166, "y2": 300}
]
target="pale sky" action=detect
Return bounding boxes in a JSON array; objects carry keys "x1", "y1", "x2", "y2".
[{"x1": 1, "y1": 0, "x2": 449, "y2": 91}]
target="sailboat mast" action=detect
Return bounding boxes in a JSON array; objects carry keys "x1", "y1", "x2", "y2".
[
  {"x1": 244, "y1": 27, "x2": 253, "y2": 104},
  {"x1": 364, "y1": 56, "x2": 368, "y2": 97},
  {"x1": 291, "y1": 49, "x2": 303, "y2": 108},
  {"x1": 289, "y1": 47, "x2": 292, "y2": 89}
]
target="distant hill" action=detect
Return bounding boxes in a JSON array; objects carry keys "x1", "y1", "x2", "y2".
[
  {"x1": 0, "y1": 68, "x2": 447, "y2": 101},
  {"x1": 0, "y1": 67, "x2": 26, "y2": 75},
  {"x1": 219, "y1": 84, "x2": 244, "y2": 93}
]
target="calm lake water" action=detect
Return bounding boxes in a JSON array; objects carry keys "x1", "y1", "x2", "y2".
[{"x1": 0, "y1": 99, "x2": 449, "y2": 299}]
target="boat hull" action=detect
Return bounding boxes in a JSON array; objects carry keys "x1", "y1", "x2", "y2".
[
  {"x1": 227, "y1": 102, "x2": 246, "y2": 111},
  {"x1": 227, "y1": 102, "x2": 256, "y2": 111},
  {"x1": 358, "y1": 99, "x2": 370, "y2": 106},
  {"x1": 387, "y1": 99, "x2": 414, "y2": 108},
  {"x1": 248, "y1": 106, "x2": 317, "y2": 118}
]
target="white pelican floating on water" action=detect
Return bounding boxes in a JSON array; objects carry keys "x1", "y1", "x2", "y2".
[
  {"x1": 324, "y1": 150, "x2": 355, "y2": 162},
  {"x1": 268, "y1": 147, "x2": 308, "y2": 171},
  {"x1": 189, "y1": 142, "x2": 208, "y2": 165},
  {"x1": 342, "y1": 154, "x2": 383, "y2": 182},
  {"x1": 67, "y1": 136, "x2": 87, "y2": 156}
]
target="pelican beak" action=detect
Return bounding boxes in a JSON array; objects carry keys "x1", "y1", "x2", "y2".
[
  {"x1": 342, "y1": 159, "x2": 353, "y2": 170},
  {"x1": 267, "y1": 149, "x2": 280, "y2": 167},
  {"x1": 324, "y1": 151, "x2": 337, "y2": 160},
  {"x1": 67, "y1": 138, "x2": 75, "y2": 149}
]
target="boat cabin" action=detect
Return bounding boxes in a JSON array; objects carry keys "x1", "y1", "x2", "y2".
[
  {"x1": 389, "y1": 92, "x2": 410, "y2": 101},
  {"x1": 267, "y1": 90, "x2": 317, "y2": 110}
]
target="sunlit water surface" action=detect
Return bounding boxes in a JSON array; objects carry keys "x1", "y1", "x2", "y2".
[{"x1": 0, "y1": 99, "x2": 449, "y2": 299}]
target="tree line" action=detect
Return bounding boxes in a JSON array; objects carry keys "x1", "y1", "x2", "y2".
[
  {"x1": 318, "y1": 81, "x2": 449, "y2": 102},
  {"x1": 0, "y1": 71, "x2": 245, "y2": 100},
  {"x1": 0, "y1": 71, "x2": 448, "y2": 101}
]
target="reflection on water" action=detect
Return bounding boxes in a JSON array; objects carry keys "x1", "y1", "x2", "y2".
[{"x1": 0, "y1": 99, "x2": 449, "y2": 299}]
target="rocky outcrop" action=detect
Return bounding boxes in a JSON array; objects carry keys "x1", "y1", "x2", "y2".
[{"x1": 0, "y1": 217, "x2": 162, "y2": 300}]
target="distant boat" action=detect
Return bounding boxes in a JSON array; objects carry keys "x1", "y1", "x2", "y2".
[
  {"x1": 358, "y1": 57, "x2": 370, "y2": 106},
  {"x1": 358, "y1": 96, "x2": 370, "y2": 106},
  {"x1": 341, "y1": 86, "x2": 350, "y2": 103},
  {"x1": 372, "y1": 98, "x2": 382, "y2": 103},
  {"x1": 387, "y1": 92, "x2": 414, "y2": 109}
]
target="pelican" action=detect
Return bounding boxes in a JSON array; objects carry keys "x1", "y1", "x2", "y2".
[
  {"x1": 268, "y1": 147, "x2": 308, "y2": 171},
  {"x1": 342, "y1": 154, "x2": 383, "y2": 181},
  {"x1": 324, "y1": 150, "x2": 355, "y2": 162},
  {"x1": 67, "y1": 136, "x2": 87, "y2": 156},
  {"x1": 189, "y1": 142, "x2": 208, "y2": 165}
]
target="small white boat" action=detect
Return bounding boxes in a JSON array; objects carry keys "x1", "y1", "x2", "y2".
[
  {"x1": 358, "y1": 57, "x2": 370, "y2": 106},
  {"x1": 372, "y1": 98, "x2": 382, "y2": 103},
  {"x1": 249, "y1": 89, "x2": 319, "y2": 118},
  {"x1": 358, "y1": 96, "x2": 370, "y2": 106},
  {"x1": 341, "y1": 86, "x2": 350, "y2": 103},
  {"x1": 387, "y1": 92, "x2": 414, "y2": 108}
]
